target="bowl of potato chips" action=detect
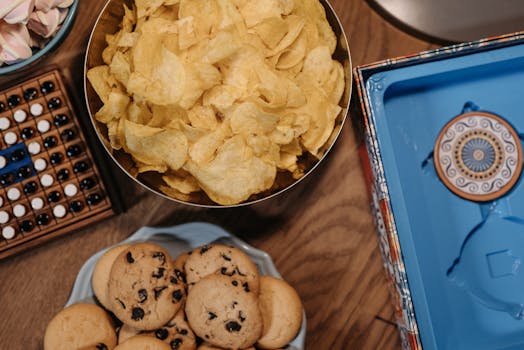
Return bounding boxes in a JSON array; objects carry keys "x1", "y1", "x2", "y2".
[{"x1": 85, "y1": 0, "x2": 351, "y2": 207}]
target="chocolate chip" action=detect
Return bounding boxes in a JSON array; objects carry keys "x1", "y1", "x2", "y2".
[
  {"x1": 154, "y1": 286, "x2": 167, "y2": 300},
  {"x1": 131, "y1": 307, "x2": 145, "y2": 321},
  {"x1": 225, "y1": 321, "x2": 242, "y2": 332},
  {"x1": 220, "y1": 267, "x2": 235, "y2": 276},
  {"x1": 116, "y1": 298, "x2": 126, "y2": 309},
  {"x1": 170, "y1": 338, "x2": 183, "y2": 350},
  {"x1": 126, "y1": 252, "x2": 134, "y2": 263},
  {"x1": 179, "y1": 329, "x2": 188, "y2": 335},
  {"x1": 232, "y1": 280, "x2": 238, "y2": 286},
  {"x1": 153, "y1": 251, "x2": 166, "y2": 264},
  {"x1": 170, "y1": 276, "x2": 178, "y2": 284},
  {"x1": 96, "y1": 344, "x2": 108, "y2": 350},
  {"x1": 235, "y1": 267, "x2": 247, "y2": 277},
  {"x1": 232, "y1": 301, "x2": 238, "y2": 309},
  {"x1": 221, "y1": 253, "x2": 232, "y2": 261},
  {"x1": 138, "y1": 289, "x2": 148, "y2": 303},
  {"x1": 239, "y1": 311, "x2": 246, "y2": 322},
  {"x1": 200, "y1": 245, "x2": 211, "y2": 254},
  {"x1": 208, "y1": 312, "x2": 217, "y2": 320},
  {"x1": 172, "y1": 289, "x2": 183, "y2": 303},
  {"x1": 152, "y1": 267, "x2": 165, "y2": 278},
  {"x1": 155, "y1": 328, "x2": 168, "y2": 340},
  {"x1": 242, "y1": 282, "x2": 250, "y2": 293},
  {"x1": 174, "y1": 269, "x2": 186, "y2": 283}
]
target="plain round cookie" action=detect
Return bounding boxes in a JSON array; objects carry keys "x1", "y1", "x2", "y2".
[
  {"x1": 185, "y1": 274, "x2": 262, "y2": 349},
  {"x1": 92, "y1": 244, "x2": 131, "y2": 310},
  {"x1": 115, "y1": 336, "x2": 170, "y2": 350},
  {"x1": 118, "y1": 324, "x2": 140, "y2": 344},
  {"x1": 44, "y1": 303, "x2": 117, "y2": 350},
  {"x1": 185, "y1": 245, "x2": 260, "y2": 293},
  {"x1": 257, "y1": 276, "x2": 303, "y2": 349},
  {"x1": 108, "y1": 243, "x2": 185, "y2": 330},
  {"x1": 144, "y1": 309, "x2": 196, "y2": 350}
]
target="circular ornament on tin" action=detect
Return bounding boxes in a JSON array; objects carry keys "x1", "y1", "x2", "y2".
[{"x1": 434, "y1": 112, "x2": 523, "y2": 202}]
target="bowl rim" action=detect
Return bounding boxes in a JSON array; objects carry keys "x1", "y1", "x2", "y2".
[
  {"x1": 84, "y1": 0, "x2": 352, "y2": 209},
  {"x1": 0, "y1": 0, "x2": 79, "y2": 75}
]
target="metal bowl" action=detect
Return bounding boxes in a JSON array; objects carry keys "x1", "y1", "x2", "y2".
[
  {"x1": 0, "y1": 0, "x2": 79, "y2": 75},
  {"x1": 84, "y1": 0, "x2": 351, "y2": 208}
]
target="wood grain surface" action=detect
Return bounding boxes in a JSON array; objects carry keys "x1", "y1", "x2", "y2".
[{"x1": 0, "y1": 0, "x2": 437, "y2": 349}]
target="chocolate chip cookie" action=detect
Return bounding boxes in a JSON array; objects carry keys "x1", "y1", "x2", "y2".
[
  {"x1": 108, "y1": 243, "x2": 185, "y2": 330},
  {"x1": 44, "y1": 303, "x2": 117, "y2": 350},
  {"x1": 257, "y1": 276, "x2": 303, "y2": 349},
  {"x1": 185, "y1": 245, "x2": 260, "y2": 293},
  {"x1": 92, "y1": 244, "x2": 131, "y2": 311},
  {"x1": 185, "y1": 274, "x2": 262, "y2": 349},
  {"x1": 144, "y1": 309, "x2": 196, "y2": 350}
]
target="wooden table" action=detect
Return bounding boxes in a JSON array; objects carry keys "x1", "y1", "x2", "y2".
[{"x1": 0, "y1": 0, "x2": 437, "y2": 348}]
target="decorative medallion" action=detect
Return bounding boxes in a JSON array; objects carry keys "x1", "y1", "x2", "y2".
[{"x1": 434, "y1": 112, "x2": 522, "y2": 201}]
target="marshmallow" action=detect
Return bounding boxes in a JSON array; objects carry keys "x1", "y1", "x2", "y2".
[
  {"x1": 34, "y1": 0, "x2": 54, "y2": 12},
  {"x1": 2, "y1": 0, "x2": 35, "y2": 24},
  {"x1": 0, "y1": 22, "x2": 32, "y2": 65},
  {"x1": 55, "y1": 0, "x2": 73, "y2": 9},
  {"x1": 27, "y1": 8, "x2": 61, "y2": 38}
]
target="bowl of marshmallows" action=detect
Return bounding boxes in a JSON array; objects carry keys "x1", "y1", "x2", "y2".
[{"x1": 0, "y1": 0, "x2": 78, "y2": 74}]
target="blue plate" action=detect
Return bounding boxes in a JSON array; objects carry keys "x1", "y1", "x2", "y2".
[
  {"x1": 367, "y1": 43, "x2": 524, "y2": 349},
  {"x1": 66, "y1": 222, "x2": 306, "y2": 350},
  {"x1": 0, "y1": 0, "x2": 79, "y2": 75}
]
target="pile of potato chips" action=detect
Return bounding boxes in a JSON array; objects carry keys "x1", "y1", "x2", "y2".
[{"x1": 87, "y1": 0, "x2": 346, "y2": 205}]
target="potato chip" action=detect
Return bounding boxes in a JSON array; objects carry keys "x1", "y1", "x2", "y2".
[
  {"x1": 253, "y1": 17, "x2": 288, "y2": 49},
  {"x1": 107, "y1": 116, "x2": 125, "y2": 150},
  {"x1": 95, "y1": 91, "x2": 130, "y2": 124},
  {"x1": 189, "y1": 123, "x2": 230, "y2": 165},
  {"x1": 187, "y1": 105, "x2": 218, "y2": 131},
  {"x1": 87, "y1": 65, "x2": 121, "y2": 104},
  {"x1": 127, "y1": 101, "x2": 153, "y2": 125},
  {"x1": 109, "y1": 51, "x2": 131, "y2": 86},
  {"x1": 88, "y1": 0, "x2": 346, "y2": 205},
  {"x1": 163, "y1": 172, "x2": 200, "y2": 194},
  {"x1": 124, "y1": 120, "x2": 188, "y2": 171},
  {"x1": 229, "y1": 102, "x2": 279, "y2": 135},
  {"x1": 184, "y1": 135, "x2": 276, "y2": 205},
  {"x1": 135, "y1": 0, "x2": 164, "y2": 19}
]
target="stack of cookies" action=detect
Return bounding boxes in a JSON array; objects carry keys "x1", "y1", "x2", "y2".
[{"x1": 43, "y1": 242, "x2": 303, "y2": 350}]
